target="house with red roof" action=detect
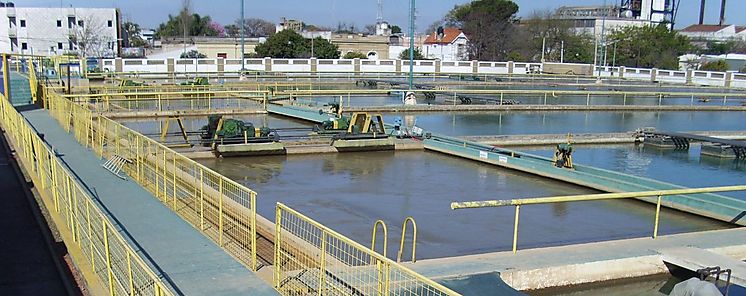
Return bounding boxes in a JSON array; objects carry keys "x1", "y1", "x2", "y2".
[{"x1": 422, "y1": 28, "x2": 469, "y2": 61}]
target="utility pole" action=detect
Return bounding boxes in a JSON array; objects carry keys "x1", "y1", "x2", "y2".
[
  {"x1": 541, "y1": 37, "x2": 546, "y2": 63},
  {"x1": 408, "y1": 0, "x2": 415, "y2": 90},
  {"x1": 597, "y1": 0, "x2": 607, "y2": 78},
  {"x1": 560, "y1": 41, "x2": 564, "y2": 63},
  {"x1": 240, "y1": 0, "x2": 245, "y2": 71}
]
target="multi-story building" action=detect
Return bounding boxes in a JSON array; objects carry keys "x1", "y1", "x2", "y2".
[
  {"x1": 0, "y1": 4, "x2": 119, "y2": 57},
  {"x1": 556, "y1": 0, "x2": 676, "y2": 37}
]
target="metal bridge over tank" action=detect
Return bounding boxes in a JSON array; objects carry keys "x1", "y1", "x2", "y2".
[{"x1": 642, "y1": 130, "x2": 746, "y2": 159}]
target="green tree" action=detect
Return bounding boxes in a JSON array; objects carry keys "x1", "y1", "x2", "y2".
[
  {"x1": 444, "y1": 0, "x2": 519, "y2": 60},
  {"x1": 122, "y1": 21, "x2": 147, "y2": 47},
  {"x1": 254, "y1": 30, "x2": 340, "y2": 59},
  {"x1": 391, "y1": 25, "x2": 402, "y2": 34},
  {"x1": 702, "y1": 41, "x2": 734, "y2": 55},
  {"x1": 740, "y1": 65, "x2": 746, "y2": 73},
  {"x1": 514, "y1": 10, "x2": 594, "y2": 63},
  {"x1": 608, "y1": 24, "x2": 692, "y2": 69},
  {"x1": 180, "y1": 50, "x2": 206, "y2": 58},
  {"x1": 399, "y1": 48, "x2": 424, "y2": 60},
  {"x1": 700, "y1": 60, "x2": 730, "y2": 72},
  {"x1": 239, "y1": 18, "x2": 275, "y2": 37},
  {"x1": 156, "y1": 13, "x2": 220, "y2": 37},
  {"x1": 343, "y1": 51, "x2": 367, "y2": 59},
  {"x1": 310, "y1": 37, "x2": 340, "y2": 59},
  {"x1": 224, "y1": 24, "x2": 240, "y2": 37}
]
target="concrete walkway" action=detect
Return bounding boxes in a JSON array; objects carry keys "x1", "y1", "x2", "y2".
[
  {"x1": 408, "y1": 228, "x2": 746, "y2": 291},
  {"x1": 21, "y1": 108, "x2": 277, "y2": 295},
  {"x1": 0, "y1": 128, "x2": 77, "y2": 295}
]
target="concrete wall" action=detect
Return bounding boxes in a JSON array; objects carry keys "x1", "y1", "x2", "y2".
[{"x1": 99, "y1": 57, "x2": 744, "y2": 88}]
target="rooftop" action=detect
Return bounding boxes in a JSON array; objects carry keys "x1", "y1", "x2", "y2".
[{"x1": 423, "y1": 28, "x2": 465, "y2": 45}]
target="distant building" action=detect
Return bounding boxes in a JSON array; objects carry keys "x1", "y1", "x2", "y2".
[
  {"x1": 679, "y1": 53, "x2": 746, "y2": 71},
  {"x1": 276, "y1": 17, "x2": 303, "y2": 33},
  {"x1": 679, "y1": 24, "x2": 746, "y2": 42},
  {"x1": 332, "y1": 34, "x2": 390, "y2": 60},
  {"x1": 422, "y1": 28, "x2": 469, "y2": 61},
  {"x1": 0, "y1": 5, "x2": 119, "y2": 57},
  {"x1": 556, "y1": 0, "x2": 675, "y2": 37},
  {"x1": 375, "y1": 22, "x2": 392, "y2": 36},
  {"x1": 153, "y1": 36, "x2": 265, "y2": 59},
  {"x1": 140, "y1": 29, "x2": 155, "y2": 45}
]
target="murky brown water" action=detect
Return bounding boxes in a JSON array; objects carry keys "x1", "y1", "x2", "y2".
[{"x1": 198, "y1": 150, "x2": 730, "y2": 260}]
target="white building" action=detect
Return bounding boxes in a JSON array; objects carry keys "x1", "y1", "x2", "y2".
[
  {"x1": 556, "y1": 0, "x2": 675, "y2": 37},
  {"x1": 0, "y1": 5, "x2": 119, "y2": 57},
  {"x1": 679, "y1": 24, "x2": 746, "y2": 42},
  {"x1": 422, "y1": 28, "x2": 468, "y2": 61}
]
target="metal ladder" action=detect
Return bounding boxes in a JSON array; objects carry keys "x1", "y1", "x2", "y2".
[{"x1": 102, "y1": 155, "x2": 132, "y2": 180}]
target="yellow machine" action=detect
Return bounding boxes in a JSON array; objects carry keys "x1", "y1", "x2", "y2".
[
  {"x1": 159, "y1": 116, "x2": 191, "y2": 148},
  {"x1": 346, "y1": 112, "x2": 387, "y2": 136},
  {"x1": 331, "y1": 112, "x2": 393, "y2": 152}
]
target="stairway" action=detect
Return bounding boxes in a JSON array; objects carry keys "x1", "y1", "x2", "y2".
[{"x1": 8, "y1": 72, "x2": 33, "y2": 106}]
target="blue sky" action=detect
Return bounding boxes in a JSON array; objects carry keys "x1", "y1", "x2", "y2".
[{"x1": 25, "y1": 0, "x2": 745, "y2": 30}]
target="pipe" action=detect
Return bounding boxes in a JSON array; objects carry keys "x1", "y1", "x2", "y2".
[
  {"x1": 719, "y1": 0, "x2": 726, "y2": 25},
  {"x1": 699, "y1": 0, "x2": 706, "y2": 25}
]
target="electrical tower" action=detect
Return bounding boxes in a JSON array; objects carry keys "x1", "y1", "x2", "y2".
[{"x1": 377, "y1": 0, "x2": 384, "y2": 23}]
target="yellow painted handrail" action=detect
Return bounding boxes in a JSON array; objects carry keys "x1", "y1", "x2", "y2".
[
  {"x1": 0, "y1": 92, "x2": 173, "y2": 295},
  {"x1": 451, "y1": 185, "x2": 746, "y2": 254},
  {"x1": 275, "y1": 203, "x2": 461, "y2": 296},
  {"x1": 451, "y1": 185, "x2": 746, "y2": 208},
  {"x1": 371, "y1": 219, "x2": 388, "y2": 258},
  {"x1": 397, "y1": 217, "x2": 417, "y2": 263}
]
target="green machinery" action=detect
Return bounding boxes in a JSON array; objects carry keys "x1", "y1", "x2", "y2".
[
  {"x1": 118, "y1": 79, "x2": 146, "y2": 87},
  {"x1": 330, "y1": 112, "x2": 393, "y2": 151},
  {"x1": 199, "y1": 115, "x2": 284, "y2": 156},
  {"x1": 180, "y1": 77, "x2": 209, "y2": 86},
  {"x1": 552, "y1": 135, "x2": 574, "y2": 169},
  {"x1": 312, "y1": 103, "x2": 393, "y2": 151},
  {"x1": 315, "y1": 103, "x2": 349, "y2": 134}
]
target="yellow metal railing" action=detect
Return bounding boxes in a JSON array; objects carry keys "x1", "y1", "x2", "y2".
[
  {"x1": 0, "y1": 94, "x2": 173, "y2": 295},
  {"x1": 28, "y1": 58, "x2": 39, "y2": 103},
  {"x1": 451, "y1": 185, "x2": 746, "y2": 254},
  {"x1": 44, "y1": 89, "x2": 262, "y2": 271},
  {"x1": 64, "y1": 90, "x2": 267, "y2": 114},
  {"x1": 371, "y1": 220, "x2": 388, "y2": 258},
  {"x1": 397, "y1": 217, "x2": 417, "y2": 263},
  {"x1": 274, "y1": 203, "x2": 461, "y2": 296}
]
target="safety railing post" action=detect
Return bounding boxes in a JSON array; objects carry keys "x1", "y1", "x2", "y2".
[
  {"x1": 219, "y1": 178, "x2": 224, "y2": 246},
  {"x1": 653, "y1": 195, "x2": 662, "y2": 239},
  {"x1": 172, "y1": 152, "x2": 176, "y2": 209},
  {"x1": 317, "y1": 231, "x2": 327, "y2": 295},
  {"x1": 103, "y1": 221, "x2": 114, "y2": 296},
  {"x1": 86, "y1": 200, "x2": 94, "y2": 272},
  {"x1": 512, "y1": 205, "x2": 520, "y2": 254},
  {"x1": 199, "y1": 170, "x2": 204, "y2": 231},
  {"x1": 127, "y1": 252, "x2": 134, "y2": 296},
  {"x1": 162, "y1": 149, "x2": 167, "y2": 202},
  {"x1": 273, "y1": 205, "x2": 282, "y2": 289},
  {"x1": 250, "y1": 191, "x2": 257, "y2": 271}
]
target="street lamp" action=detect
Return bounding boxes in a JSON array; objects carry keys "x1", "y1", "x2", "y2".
[
  {"x1": 240, "y1": 0, "x2": 245, "y2": 71},
  {"x1": 408, "y1": 0, "x2": 415, "y2": 90}
]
